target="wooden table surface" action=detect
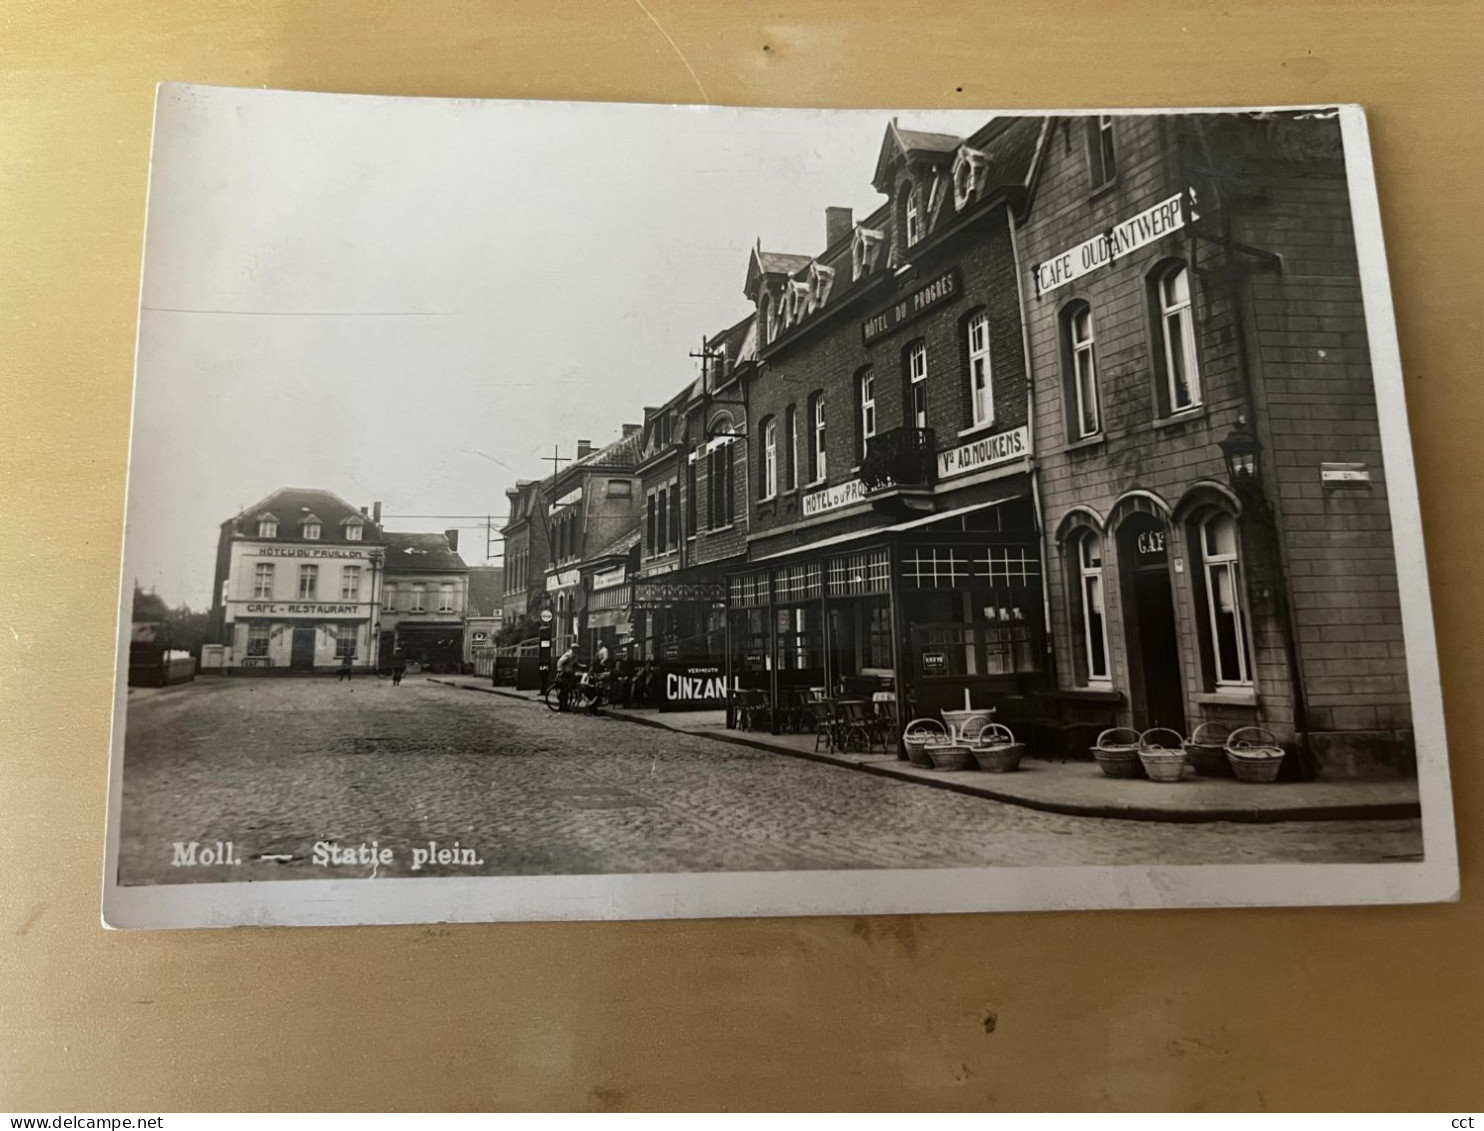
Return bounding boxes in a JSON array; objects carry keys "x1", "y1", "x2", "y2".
[{"x1": 2, "y1": 0, "x2": 1480, "y2": 1112}]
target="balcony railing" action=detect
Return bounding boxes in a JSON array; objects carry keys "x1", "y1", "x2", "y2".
[{"x1": 860, "y1": 426, "x2": 936, "y2": 493}]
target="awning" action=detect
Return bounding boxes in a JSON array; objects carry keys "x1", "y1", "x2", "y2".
[{"x1": 750, "y1": 494, "x2": 1020, "y2": 564}]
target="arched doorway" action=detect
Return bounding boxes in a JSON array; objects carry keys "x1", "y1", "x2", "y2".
[{"x1": 1116, "y1": 511, "x2": 1186, "y2": 733}]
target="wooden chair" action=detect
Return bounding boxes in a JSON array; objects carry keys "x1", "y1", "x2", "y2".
[
  {"x1": 809, "y1": 697, "x2": 839, "y2": 752},
  {"x1": 835, "y1": 699, "x2": 880, "y2": 753}
]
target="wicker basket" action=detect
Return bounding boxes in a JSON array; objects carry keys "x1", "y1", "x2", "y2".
[
  {"x1": 941, "y1": 708, "x2": 995, "y2": 742},
  {"x1": 1138, "y1": 727, "x2": 1188, "y2": 783},
  {"x1": 968, "y1": 722, "x2": 1025, "y2": 773},
  {"x1": 1183, "y1": 722, "x2": 1234, "y2": 777},
  {"x1": 1226, "y1": 726, "x2": 1286, "y2": 783},
  {"x1": 923, "y1": 739, "x2": 975, "y2": 771},
  {"x1": 1092, "y1": 727, "x2": 1145, "y2": 779},
  {"x1": 903, "y1": 718, "x2": 946, "y2": 769}
]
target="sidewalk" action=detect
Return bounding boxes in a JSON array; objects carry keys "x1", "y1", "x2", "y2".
[{"x1": 429, "y1": 677, "x2": 1420, "y2": 824}]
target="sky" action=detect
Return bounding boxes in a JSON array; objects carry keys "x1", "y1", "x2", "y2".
[{"x1": 127, "y1": 85, "x2": 994, "y2": 608}]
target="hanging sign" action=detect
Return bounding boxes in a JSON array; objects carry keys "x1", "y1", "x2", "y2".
[
  {"x1": 936, "y1": 425, "x2": 1030, "y2": 479},
  {"x1": 1033, "y1": 193, "x2": 1186, "y2": 296}
]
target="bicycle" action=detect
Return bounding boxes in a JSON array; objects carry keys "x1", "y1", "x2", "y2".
[{"x1": 543, "y1": 667, "x2": 581, "y2": 712}]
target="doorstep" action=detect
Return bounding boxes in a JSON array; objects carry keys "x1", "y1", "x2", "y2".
[{"x1": 428, "y1": 678, "x2": 1419, "y2": 824}]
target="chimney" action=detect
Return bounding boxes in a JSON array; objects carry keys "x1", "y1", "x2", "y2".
[
  {"x1": 360, "y1": 506, "x2": 368, "y2": 516},
  {"x1": 622, "y1": 423, "x2": 641, "y2": 438},
  {"x1": 826, "y1": 206, "x2": 854, "y2": 248},
  {"x1": 444, "y1": 528, "x2": 459, "y2": 552},
  {"x1": 372, "y1": 501, "x2": 382, "y2": 524},
  {"x1": 576, "y1": 439, "x2": 593, "y2": 459}
]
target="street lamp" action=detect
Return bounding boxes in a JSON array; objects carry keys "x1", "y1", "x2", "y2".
[{"x1": 1218, "y1": 415, "x2": 1264, "y2": 495}]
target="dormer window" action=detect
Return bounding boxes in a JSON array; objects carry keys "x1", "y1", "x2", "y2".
[
  {"x1": 255, "y1": 513, "x2": 278, "y2": 538},
  {"x1": 808, "y1": 262, "x2": 836, "y2": 311},
  {"x1": 904, "y1": 182, "x2": 922, "y2": 247},
  {"x1": 852, "y1": 226, "x2": 885, "y2": 280},
  {"x1": 788, "y1": 279, "x2": 810, "y2": 324},
  {"x1": 301, "y1": 515, "x2": 322, "y2": 541},
  {"x1": 343, "y1": 519, "x2": 363, "y2": 542},
  {"x1": 952, "y1": 146, "x2": 988, "y2": 209},
  {"x1": 759, "y1": 291, "x2": 775, "y2": 345}
]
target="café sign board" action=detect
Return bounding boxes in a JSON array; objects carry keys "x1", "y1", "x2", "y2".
[
  {"x1": 1032, "y1": 194, "x2": 1186, "y2": 296},
  {"x1": 661, "y1": 661, "x2": 734, "y2": 712},
  {"x1": 861, "y1": 269, "x2": 961, "y2": 344},
  {"x1": 936, "y1": 425, "x2": 1030, "y2": 479},
  {"x1": 803, "y1": 478, "x2": 867, "y2": 517},
  {"x1": 237, "y1": 602, "x2": 365, "y2": 617}
]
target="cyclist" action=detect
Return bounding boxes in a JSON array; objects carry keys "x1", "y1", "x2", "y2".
[{"x1": 553, "y1": 643, "x2": 583, "y2": 711}]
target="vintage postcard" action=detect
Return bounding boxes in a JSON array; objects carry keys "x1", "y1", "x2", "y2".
[{"x1": 103, "y1": 85, "x2": 1458, "y2": 928}]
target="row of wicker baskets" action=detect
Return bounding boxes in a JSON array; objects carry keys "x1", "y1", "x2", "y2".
[
  {"x1": 1092, "y1": 724, "x2": 1287, "y2": 783},
  {"x1": 902, "y1": 718, "x2": 1027, "y2": 773}
]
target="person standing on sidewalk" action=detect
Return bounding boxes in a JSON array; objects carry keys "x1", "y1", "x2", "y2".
[
  {"x1": 390, "y1": 650, "x2": 407, "y2": 686},
  {"x1": 338, "y1": 651, "x2": 354, "y2": 681}
]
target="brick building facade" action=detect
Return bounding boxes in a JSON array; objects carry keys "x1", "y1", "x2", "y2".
[{"x1": 1021, "y1": 111, "x2": 1408, "y2": 777}]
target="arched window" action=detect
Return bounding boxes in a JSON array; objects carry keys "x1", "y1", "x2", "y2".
[
  {"x1": 808, "y1": 392, "x2": 827, "y2": 483},
  {"x1": 904, "y1": 340, "x2": 928, "y2": 430},
  {"x1": 965, "y1": 310, "x2": 993, "y2": 427},
  {"x1": 1152, "y1": 261, "x2": 1200, "y2": 414},
  {"x1": 857, "y1": 368, "x2": 876, "y2": 460},
  {"x1": 1070, "y1": 528, "x2": 1111, "y2": 686},
  {"x1": 760, "y1": 416, "x2": 778, "y2": 500},
  {"x1": 1063, "y1": 302, "x2": 1101, "y2": 439},
  {"x1": 1195, "y1": 512, "x2": 1253, "y2": 687}
]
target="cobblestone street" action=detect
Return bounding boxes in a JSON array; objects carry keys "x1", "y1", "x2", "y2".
[{"x1": 116, "y1": 676, "x2": 1424, "y2": 886}]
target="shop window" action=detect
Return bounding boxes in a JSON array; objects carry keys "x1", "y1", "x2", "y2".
[
  {"x1": 964, "y1": 310, "x2": 994, "y2": 428},
  {"x1": 808, "y1": 392, "x2": 827, "y2": 483},
  {"x1": 246, "y1": 622, "x2": 271, "y2": 657},
  {"x1": 344, "y1": 520, "x2": 363, "y2": 542},
  {"x1": 772, "y1": 562, "x2": 823, "y2": 602},
  {"x1": 252, "y1": 562, "x2": 274, "y2": 599},
  {"x1": 297, "y1": 564, "x2": 318, "y2": 600},
  {"x1": 1086, "y1": 114, "x2": 1117, "y2": 188},
  {"x1": 410, "y1": 583, "x2": 426, "y2": 613},
  {"x1": 1150, "y1": 261, "x2": 1201, "y2": 415},
  {"x1": 760, "y1": 417, "x2": 778, "y2": 500},
  {"x1": 335, "y1": 627, "x2": 356, "y2": 660},
  {"x1": 439, "y1": 582, "x2": 455, "y2": 613},
  {"x1": 1192, "y1": 512, "x2": 1254, "y2": 687},
  {"x1": 827, "y1": 549, "x2": 890, "y2": 596},
  {"x1": 383, "y1": 584, "x2": 397, "y2": 612},
  {"x1": 774, "y1": 605, "x2": 823, "y2": 672},
  {"x1": 256, "y1": 516, "x2": 277, "y2": 538},
  {"x1": 340, "y1": 566, "x2": 362, "y2": 601},
  {"x1": 902, "y1": 547, "x2": 970, "y2": 588},
  {"x1": 1061, "y1": 302, "x2": 1102, "y2": 439},
  {"x1": 904, "y1": 341, "x2": 928, "y2": 430},
  {"x1": 784, "y1": 405, "x2": 798, "y2": 491},
  {"x1": 857, "y1": 368, "x2": 876, "y2": 461},
  {"x1": 1068, "y1": 528, "x2": 1111, "y2": 686}
]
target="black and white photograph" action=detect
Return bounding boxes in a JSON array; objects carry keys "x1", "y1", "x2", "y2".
[{"x1": 103, "y1": 86, "x2": 1458, "y2": 928}]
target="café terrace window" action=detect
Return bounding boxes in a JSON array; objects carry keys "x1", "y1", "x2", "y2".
[
  {"x1": 1194, "y1": 511, "x2": 1254, "y2": 688},
  {"x1": 1070, "y1": 528, "x2": 1111, "y2": 686},
  {"x1": 246, "y1": 621, "x2": 271, "y2": 657}
]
